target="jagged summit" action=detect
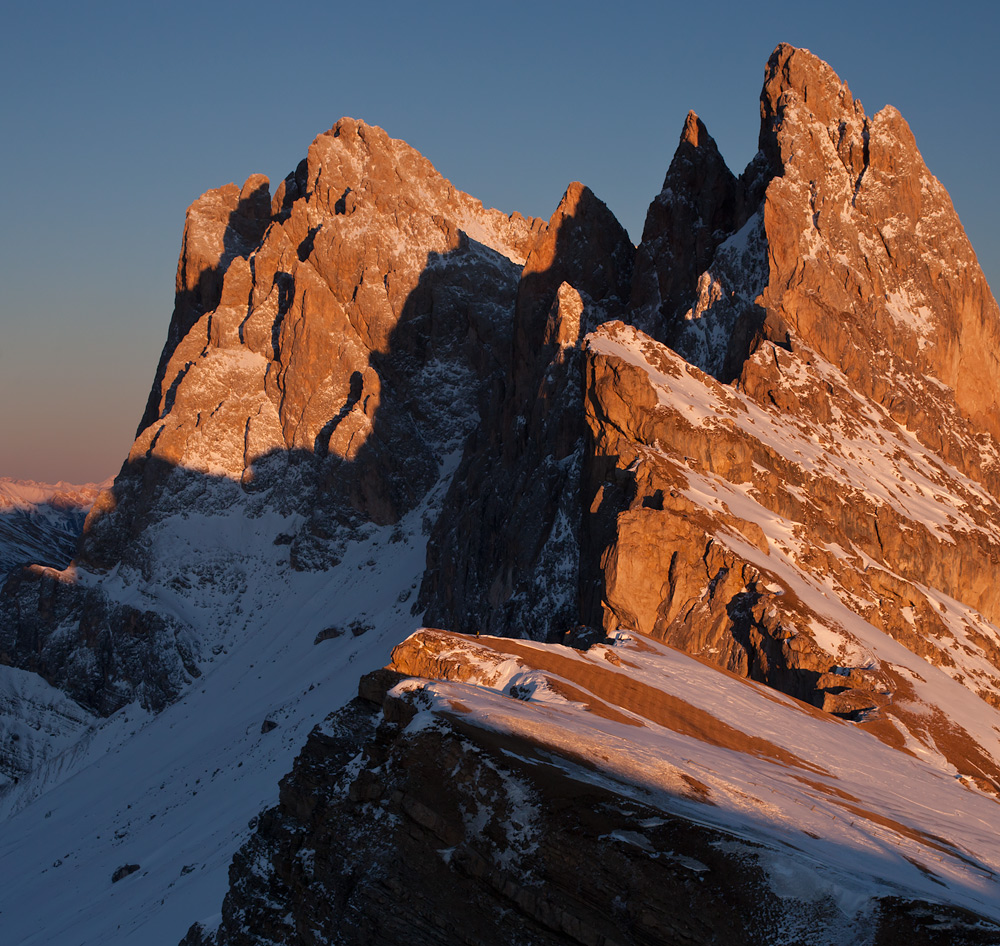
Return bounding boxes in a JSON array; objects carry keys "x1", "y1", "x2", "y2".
[
  {"x1": 4, "y1": 45, "x2": 1000, "y2": 946},
  {"x1": 752, "y1": 41, "x2": 1000, "y2": 481},
  {"x1": 631, "y1": 104, "x2": 746, "y2": 351},
  {"x1": 679, "y1": 108, "x2": 706, "y2": 146},
  {"x1": 759, "y1": 43, "x2": 866, "y2": 164}
]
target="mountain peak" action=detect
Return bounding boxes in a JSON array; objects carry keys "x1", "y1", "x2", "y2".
[
  {"x1": 763, "y1": 42, "x2": 856, "y2": 109},
  {"x1": 6, "y1": 44, "x2": 1000, "y2": 946},
  {"x1": 552, "y1": 180, "x2": 590, "y2": 219},
  {"x1": 759, "y1": 42, "x2": 863, "y2": 169},
  {"x1": 679, "y1": 109, "x2": 707, "y2": 148}
]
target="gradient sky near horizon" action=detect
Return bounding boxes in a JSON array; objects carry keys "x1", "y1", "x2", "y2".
[{"x1": 2, "y1": 0, "x2": 997, "y2": 483}]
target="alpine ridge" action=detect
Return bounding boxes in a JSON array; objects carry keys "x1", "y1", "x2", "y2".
[{"x1": 3, "y1": 43, "x2": 1000, "y2": 946}]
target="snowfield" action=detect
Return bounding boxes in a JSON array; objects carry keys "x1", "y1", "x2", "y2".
[{"x1": 0, "y1": 479, "x2": 437, "y2": 945}]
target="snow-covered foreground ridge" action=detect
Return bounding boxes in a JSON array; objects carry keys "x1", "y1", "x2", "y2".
[
  {"x1": 388, "y1": 627, "x2": 1000, "y2": 922},
  {"x1": 191, "y1": 625, "x2": 1000, "y2": 945}
]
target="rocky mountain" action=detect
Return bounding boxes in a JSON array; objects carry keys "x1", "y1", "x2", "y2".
[{"x1": 2, "y1": 43, "x2": 1000, "y2": 946}]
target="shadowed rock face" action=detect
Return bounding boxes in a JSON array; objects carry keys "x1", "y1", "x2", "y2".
[
  {"x1": 182, "y1": 692, "x2": 786, "y2": 946},
  {"x1": 629, "y1": 109, "x2": 774, "y2": 382},
  {"x1": 419, "y1": 183, "x2": 634, "y2": 641},
  {"x1": 0, "y1": 118, "x2": 544, "y2": 714}
]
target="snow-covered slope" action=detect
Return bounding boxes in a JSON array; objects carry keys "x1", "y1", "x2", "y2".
[
  {"x1": 188, "y1": 628, "x2": 1000, "y2": 945},
  {"x1": 393, "y1": 628, "x2": 1000, "y2": 920},
  {"x1": 0, "y1": 485, "x2": 437, "y2": 945}
]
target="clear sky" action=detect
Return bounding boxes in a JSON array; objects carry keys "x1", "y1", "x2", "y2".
[{"x1": 2, "y1": 0, "x2": 997, "y2": 483}]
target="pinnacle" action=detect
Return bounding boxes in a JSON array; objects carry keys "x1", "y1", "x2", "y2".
[
  {"x1": 681, "y1": 110, "x2": 703, "y2": 147},
  {"x1": 762, "y1": 43, "x2": 857, "y2": 122},
  {"x1": 558, "y1": 181, "x2": 589, "y2": 215}
]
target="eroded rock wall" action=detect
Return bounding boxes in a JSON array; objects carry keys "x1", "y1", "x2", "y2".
[
  {"x1": 420, "y1": 183, "x2": 634, "y2": 639},
  {"x1": 1, "y1": 119, "x2": 543, "y2": 714}
]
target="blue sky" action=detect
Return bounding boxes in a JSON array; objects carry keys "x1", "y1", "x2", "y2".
[{"x1": 2, "y1": 0, "x2": 997, "y2": 482}]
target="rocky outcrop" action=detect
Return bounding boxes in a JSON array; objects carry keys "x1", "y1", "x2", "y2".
[
  {"x1": 185, "y1": 695, "x2": 784, "y2": 946},
  {"x1": 82, "y1": 117, "x2": 542, "y2": 573},
  {"x1": 629, "y1": 110, "x2": 772, "y2": 381},
  {"x1": 183, "y1": 633, "x2": 1000, "y2": 945},
  {"x1": 136, "y1": 174, "x2": 274, "y2": 437},
  {"x1": 183, "y1": 695, "x2": 777, "y2": 946},
  {"x1": 580, "y1": 319, "x2": 1000, "y2": 792},
  {"x1": 751, "y1": 44, "x2": 1000, "y2": 486},
  {"x1": 420, "y1": 183, "x2": 633, "y2": 639},
  {"x1": 564, "y1": 44, "x2": 1000, "y2": 756},
  {"x1": 0, "y1": 119, "x2": 543, "y2": 714}
]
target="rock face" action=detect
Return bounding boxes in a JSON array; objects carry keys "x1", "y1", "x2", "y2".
[
  {"x1": 581, "y1": 321, "x2": 1000, "y2": 789},
  {"x1": 420, "y1": 183, "x2": 634, "y2": 640},
  {"x1": 0, "y1": 118, "x2": 542, "y2": 715},
  {"x1": 629, "y1": 108, "x2": 770, "y2": 379},
  {"x1": 420, "y1": 42, "x2": 1000, "y2": 758},
  {"x1": 571, "y1": 43, "x2": 1000, "y2": 754},
  {"x1": 753, "y1": 45, "x2": 1000, "y2": 484}
]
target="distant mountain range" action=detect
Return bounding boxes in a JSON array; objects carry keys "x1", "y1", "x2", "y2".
[
  {"x1": 3, "y1": 44, "x2": 1000, "y2": 946},
  {"x1": 0, "y1": 477, "x2": 107, "y2": 575}
]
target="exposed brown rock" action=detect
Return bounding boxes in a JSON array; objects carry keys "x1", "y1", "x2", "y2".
[
  {"x1": 755, "y1": 44, "x2": 1000, "y2": 483},
  {"x1": 580, "y1": 318, "x2": 1000, "y2": 786},
  {"x1": 1, "y1": 118, "x2": 544, "y2": 714},
  {"x1": 7, "y1": 43, "x2": 1000, "y2": 945}
]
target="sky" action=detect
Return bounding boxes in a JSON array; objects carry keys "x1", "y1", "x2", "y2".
[{"x1": 1, "y1": 0, "x2": 997, "y2": 483}]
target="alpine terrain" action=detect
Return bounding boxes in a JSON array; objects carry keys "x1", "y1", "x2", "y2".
[
  {"x1": 2, "y1": 44, "x2": 1000, "y2": 946},
  {"x1": 0, "y1": 478, "x2": 106, "y2": 576}
]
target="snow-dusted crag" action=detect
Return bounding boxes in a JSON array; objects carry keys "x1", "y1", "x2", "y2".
[
  {"x1": 420, "y1": 182, "x2": 634, "y2": 640},
  {"x1": 4, "y1": 43, "x2": 1000, "y2": 946},
  {"x1": 0, "y1": 118, "x2": 542, "y2": 718}
]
